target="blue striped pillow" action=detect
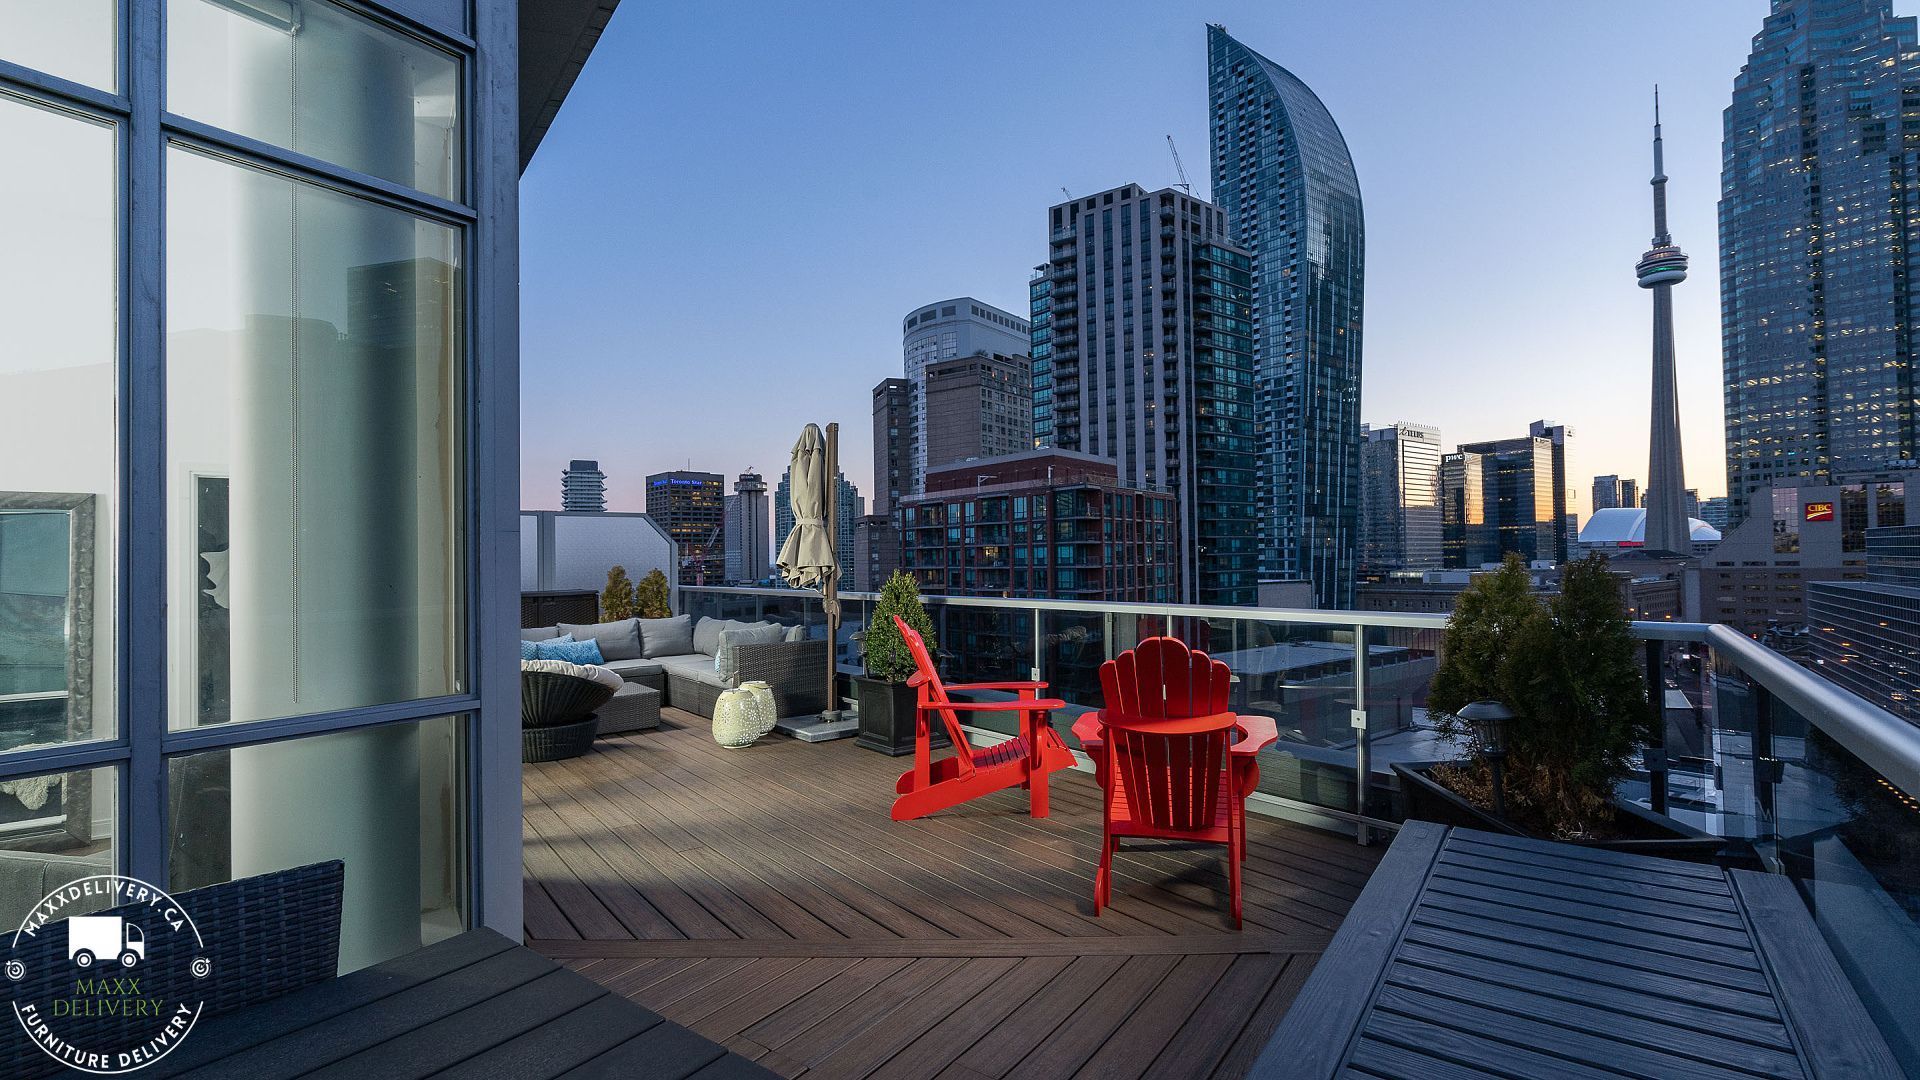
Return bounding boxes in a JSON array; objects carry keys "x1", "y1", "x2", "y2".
[
  {"x1": 536, "y1": 637, "x2": 604, "y2": 665},
  {"x1": 521, "y1": 633, "x2": 573, "y2": 661}
]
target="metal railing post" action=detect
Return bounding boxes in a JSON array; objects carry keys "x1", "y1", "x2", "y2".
[
  {"x1": 1754, "y1": 687, "x2": 1779, "y2": 842},
  {"x1": 1645, "y1": 639, "x2": 1668, "y2": 815},
  {"x1": 1352, "y1": 624, "x2": 1371, "y2": 846},
  {"x1": 1031, "y1": 607, "x2": 1044, "y2": 684}
]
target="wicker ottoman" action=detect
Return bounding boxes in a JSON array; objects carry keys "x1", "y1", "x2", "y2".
[{"x1": 597, "y1": 682, "x2": 661, "y2": 735}]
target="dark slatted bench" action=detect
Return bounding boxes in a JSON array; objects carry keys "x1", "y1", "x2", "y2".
[
  {"x1": 144, "y1": 929, "x2": 773, "y2": 1079},
  {"x1": 1251, "y1": 822, "x2": 1903, "y2": 1080}
]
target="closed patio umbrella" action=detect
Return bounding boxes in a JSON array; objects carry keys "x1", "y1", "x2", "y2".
[{"x1": 776, "y1": 423, "x2": 842, "y2": 724}]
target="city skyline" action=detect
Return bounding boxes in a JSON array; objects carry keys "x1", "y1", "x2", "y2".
[{"x1": 521, "y1": 2, "x2": 1803, "y2": 515}]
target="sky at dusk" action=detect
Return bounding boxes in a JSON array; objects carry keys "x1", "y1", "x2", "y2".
[{"x1": 519, "y1": 1, "x2": 1870, "y2": 516}]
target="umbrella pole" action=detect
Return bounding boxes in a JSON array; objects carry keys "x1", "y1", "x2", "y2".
[{"x1": 821, "y1": 422, "x2": 843, "y2": 722}]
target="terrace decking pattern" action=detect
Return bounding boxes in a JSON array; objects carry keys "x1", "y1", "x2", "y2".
[{"x1": 522, "y1": 709, "x2": 1383, "y2": 1079}]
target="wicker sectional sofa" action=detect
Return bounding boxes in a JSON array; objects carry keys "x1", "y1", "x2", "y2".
[{"x1": 521, "y1": 614, "x2": 829, "y2": 720}]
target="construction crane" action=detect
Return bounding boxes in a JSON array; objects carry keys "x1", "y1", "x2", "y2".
[
  {"x1": 1166, "y1": 135, "x2": 1192, "y2": 194},
  {"x1": 1060, "y1": 186, "x2": 1073, "y2": 200}
]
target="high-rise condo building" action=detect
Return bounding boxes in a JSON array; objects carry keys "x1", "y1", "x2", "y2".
[
  {"x1": 1721, "y1": 0, "x2": 1920, "y2": 527},
  {"x1": 924, "y1": 352, "x2": 1033, "y2": 470},
  {"x1": 562, "y1": 459, "x2": 606, "y2": 512},
  {"x1": 1359, "y1": 422, "x2": 1444, "y2": 574},
  {"x1": 723, "y1": 470, "x2": 770, "y2": 584},
  {"x1": 1529, "y1": 421, "x2": 1574, "y2": 563},
  {"x1": 1594, "y1": 475, "x2": 1627, "y2": 512},
  {"x1": 1034, "y1": 182, "x2": 1258, "y2": 605},
  {"x1": 871, "y1": 378, "x2": 911, "y2": 518},
  {"x1": 901, "y1": 298, "x2": 1030, "y2": 497},
  {"x1": 1208, "y1": 24, "x2": 1365, "y2": 608},
  {"x1": 645, "y1": 471, "x2": 725, "y2": 585}
]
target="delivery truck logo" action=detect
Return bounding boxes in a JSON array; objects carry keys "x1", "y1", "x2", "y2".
[{"x1": 66, "y1": 916, "x2": 147, "y2": 970}]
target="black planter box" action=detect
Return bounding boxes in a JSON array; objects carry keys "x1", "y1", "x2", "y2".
[
  {"x1": 854, "y1": 676, "x2": 949, "y2": 756},
  {"x1": 1391, "y1": 761, "x2": 1755, "y2": 867}
]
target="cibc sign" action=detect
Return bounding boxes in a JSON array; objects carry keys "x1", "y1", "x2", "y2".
[{"x1": 1804, "y1": 501, "x2": 1835, "y2": 522}]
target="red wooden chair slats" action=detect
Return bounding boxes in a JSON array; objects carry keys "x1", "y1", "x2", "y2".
[
  {"x1": 889, "y1": 615, "x2": 1077, "y2": 822},
  {"x1": 1094, "y1": 637, "x2": 1248, "y2": 927}
]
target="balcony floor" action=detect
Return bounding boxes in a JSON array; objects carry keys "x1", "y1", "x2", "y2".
[{"x1": 522, "y1": 708, "x2": 1384, "y2": 1079}]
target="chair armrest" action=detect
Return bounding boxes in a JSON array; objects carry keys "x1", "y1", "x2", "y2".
[
  {"x1": 930, "y1": 698, "x2": 1066, "y2": 713},
  {"x1": 1233, "y1": 714, "x2": 1279, "y2": 754},
  {"x1": 945, "y1": 681, "x2": 1049, "y2": 692}
]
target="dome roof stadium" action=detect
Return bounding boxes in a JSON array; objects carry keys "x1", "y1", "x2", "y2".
[{"x1": 1577, "y1": 506, "x2": 1720, "y2": 547}]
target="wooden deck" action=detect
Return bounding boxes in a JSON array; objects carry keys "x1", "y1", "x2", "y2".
[{"x1": 521, "y1": 708, "x2": 1384, "y2": 1079}]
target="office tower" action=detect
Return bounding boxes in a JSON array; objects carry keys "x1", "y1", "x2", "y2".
[
  {"x1": 645, "y1": 471, "x2": 725, "y2": 585},
  {"x1": 1639, "y1": 93, "x2": 1693, "y2": 556},
  {"x1": 1444, "y1": 432, "x2": 1559, "y2": 567},
  {"x1": 1809, "y1": 523, "x2": 1920, "y2": 722},
  {"x1": 1593, "y1": 475, "x2": 1625, "y2": 512},
  {"x1": 562, "y1": 459, "x2": 606, "y2": 512},
  {"x1": 1700, "y1": 496, "x2": 1730, "y2": 531},
  {"x1": 901, "y1": 298, "x2": 1030, "y2": 496},
  {"x1": 1208, "y1": 24, "x2": 1365, "y2": 608},
  {"x1": 1622, "y1": 478, "x2": 1640, "y2": 509},
  {"x1": 1359, "y1": 422, "x2": 1444, "y2": 573},
  {"x1": 1701, "y1": 476, "x2": 1913, "y2": 636},
  {"x1": 871, "y1": 378, "x2": 911, "y2": 518},
  {"x1": 1722, "y1": 0, "x2": 1920, "y2": 526},
  {"x1": 723, "y1": 470, "x2": 770, "y2": 584},
  {"x1": 775, "y1": 470, "x2": 863, "y2": 579},
  {"x1": 1529, "y1": 421, "x2": 1574, "y2": 562},
  {"x1": 923, "y1": 352, "x2": 1033, "y2": 470},
  {"x1": 1685, "y1": 488, "x2": 1701, "y2": 523},
  {"x1": 1036, "y1": 182, "x2": 1258, "y2": 605},
  {"x1": 900, "y1": 451, "x2": 1177, "y2": 601}
]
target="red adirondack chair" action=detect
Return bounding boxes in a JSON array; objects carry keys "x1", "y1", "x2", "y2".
[
  {"x1": 889, "y1": 615, "x2": 1077, "y2": 822},
  {"x1": 1093, "y1": 637, "x2": 1260, "y2": 927}
]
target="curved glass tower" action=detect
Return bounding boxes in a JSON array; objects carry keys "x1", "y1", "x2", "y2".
[{"x1": 1207, "y1": 25, "x2": 1364, "y2": 608}]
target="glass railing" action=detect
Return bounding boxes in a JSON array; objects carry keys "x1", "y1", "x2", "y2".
[{"x1": 678, "y1": 584, "x2": 1920, "y2": 1066}]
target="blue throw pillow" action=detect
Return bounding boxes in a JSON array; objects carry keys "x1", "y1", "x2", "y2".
[
  {"x1": 536, "y1": 637, "x2": 604, "y2": 665},
  {"x1": 520, "y1": 633, "x2": 572, "y2": 661}
]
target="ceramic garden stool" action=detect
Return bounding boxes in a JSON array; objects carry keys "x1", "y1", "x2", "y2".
[{"x1": 712, "y1": 682, "x2": 777, "y2": 749}]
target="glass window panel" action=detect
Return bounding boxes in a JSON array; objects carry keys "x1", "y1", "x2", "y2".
[
  {"x1": 166, "y1": 145, "x2": 464, "y2": 729},
  {"x1": 0, "y1": 93, "x2": 116, "y2": 749},
  {"x1": 0, "y1": 0, "x2": 115, "y2": 90},
  {"x1": 167, "y1": 0, "x2": 462, "y2": 201},
  {"x1": 168, "y1": 716, "x2": 465, "y2": 973},
  {"x1": 0, "y1": 765, "x2": 118, "y2": 928}
]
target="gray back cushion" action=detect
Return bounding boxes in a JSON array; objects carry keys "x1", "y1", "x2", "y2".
[
  {"x1": 522, "y1": 625, "x2": 558, "y2": 641},
  {"x1": 691, "y1": 616, "x2": 730, "y2": 657},
  {"x1": 639, "y1": 614, "x2": 695, "y2": 658},
  {"x1": 557, "y1": 619, "x2": 643, "y2": 661},
  {"x1": 715, "y1": 622, "x2": 789, "y2": 682}
]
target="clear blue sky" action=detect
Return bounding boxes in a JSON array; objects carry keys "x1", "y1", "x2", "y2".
[{"x1": 521, "y1": 0, "x2": 1848, "y2": 514}]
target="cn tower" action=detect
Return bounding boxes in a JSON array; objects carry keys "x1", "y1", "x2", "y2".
[{"x1": 1637, "y1": 88, "x2": 1692, "y2": 556}]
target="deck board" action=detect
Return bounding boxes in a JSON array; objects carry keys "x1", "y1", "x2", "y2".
[{"x1": 525, "y1": 710, "x2": 1380, "y2": 1079}]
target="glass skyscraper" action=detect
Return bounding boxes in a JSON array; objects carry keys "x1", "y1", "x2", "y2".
[
  {"x1": 1721, "y1": 0, "x2": 1920, "y2": 527},
  {"x1": 1207, "y1": 24, "x2": 1365, "y2": 609}
]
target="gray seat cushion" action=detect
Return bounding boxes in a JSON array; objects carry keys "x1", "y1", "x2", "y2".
[
  {"x1": 654, "y1": 653, "x2": 729, "y2": 689},
  {"x1": 716, "y1": 623, "x2": 788, "y2": 681},
  {"x1": 557, "y1": 619, "x2": 643, "y2": 661},
  {"x1": 600, "y1": 657, "x2": 664, "y2": 681},
  {"x1": 639, "y1": 614, "x2": 695, "y2": 658},
  {"x1": 691, "y1": 616, "x2": 728, "y2": 657}
]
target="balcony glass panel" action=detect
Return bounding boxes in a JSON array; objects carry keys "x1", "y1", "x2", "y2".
[
  {"x1": 0, "y1": 94, "x2": 116, "y2": 750},
  {"x1": 0, "y1": 0, "x2": 115, "y2": 90},
  {"x1": 165, "y1": 145, "x2": 465, "y2": 728},
  {"x1": 168, "y1": 715, "x2": 466, "y2": 973},
  {"x1": 168, "y1": 0, "x2": 462, "y2": 201},
  {"x1": 0, "y1": 766, "x2": 117, "y2": 928}
]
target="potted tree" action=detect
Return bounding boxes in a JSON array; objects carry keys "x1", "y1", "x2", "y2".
[
  {"x1": 1401, "y1": 553, "x2": 1732, "y2": 860},
  {"x1": 600, "y1": 565, "x2": 636, "y2": 621},
  {"x1": 854, "y1": 571, "x2": 947, "y2": 756},
  {"x1": 633, "y1": 568, "x2": 672, "y2": 619}
]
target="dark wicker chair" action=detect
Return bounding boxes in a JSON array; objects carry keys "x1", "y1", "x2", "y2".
[
  {"x1": 522, "y1": 668, "x2": 613, "y2": 760},
  {"x1": 0, "y1": 860, "x2": 345, "y2": 1078}
]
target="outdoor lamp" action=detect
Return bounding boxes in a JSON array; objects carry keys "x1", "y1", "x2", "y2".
[{"x1": 1457, "y1": 700, "x2": 1516, "y2": 819}]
